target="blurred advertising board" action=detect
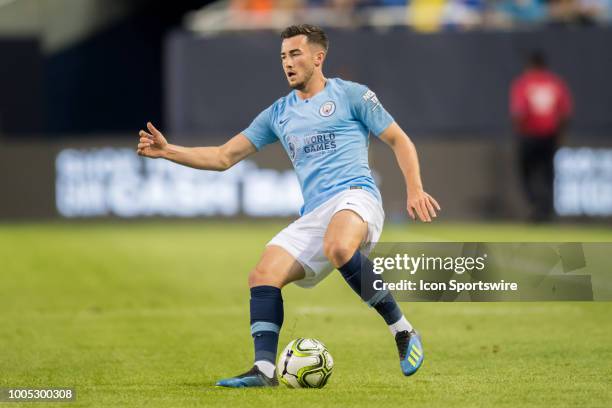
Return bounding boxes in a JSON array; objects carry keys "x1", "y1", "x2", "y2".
[{"x1": 1, "y1": 139, "x2": 611, "y2": 220}]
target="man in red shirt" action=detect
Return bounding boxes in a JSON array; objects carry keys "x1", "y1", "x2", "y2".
[{"x1": 510, "y1": 50, "x2": 573, "y2": 221}]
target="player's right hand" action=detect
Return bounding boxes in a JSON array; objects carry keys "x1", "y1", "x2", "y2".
[{"x1": 137, "y1": 122, "x2": 168, "y2": 158}]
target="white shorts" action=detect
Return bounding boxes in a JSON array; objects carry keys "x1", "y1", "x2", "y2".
[{"x1": 267, "y1": 189, "x2": 385, "y2": 288}]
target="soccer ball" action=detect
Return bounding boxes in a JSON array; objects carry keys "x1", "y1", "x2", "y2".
[{"x1": 277, "y1": 338, "x2": 333, "y2": 388}]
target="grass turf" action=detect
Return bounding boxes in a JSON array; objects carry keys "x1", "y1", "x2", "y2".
[{"x1": 1, "y1": 221, "x2": 611, "y2": 407}]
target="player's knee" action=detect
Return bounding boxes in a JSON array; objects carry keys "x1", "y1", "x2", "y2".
[
  {"x1": 248, "y1": 266, "x2": 281, "y2": 288},
  {"x1": 323, "y1": 240, "x2": 355, "y2": 268}
]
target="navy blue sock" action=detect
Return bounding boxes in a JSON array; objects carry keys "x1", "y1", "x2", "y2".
[
  {"x1": 338, "y1": 251, "x2": 403, "y2": 325},
  {"x1": 250, "y1": 285, "x2": 283, "y2": 364}
]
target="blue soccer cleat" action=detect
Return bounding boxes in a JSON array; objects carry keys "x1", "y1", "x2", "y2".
[
  {"x1": 395, "y1": 329, "x2": 424, "y2": 376},
  {"x1": 215, "y1": 365, "x2": 279, "y2": 388}
]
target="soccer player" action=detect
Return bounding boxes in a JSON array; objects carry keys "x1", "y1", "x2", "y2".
[{"x1": 137, "y1": 24, "x2": 440, "y2": 387}]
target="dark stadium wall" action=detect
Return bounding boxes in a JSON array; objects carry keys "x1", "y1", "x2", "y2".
[
  {"x1": 43, "y1": 2, "x2": 211, "y2": 136},
  {"x1": 0, "y1": 38, "x2": 44, "y2": 135},
  {"x1": 165, "y1": 27, "x2": 612, "y2": 141},
  {"x1": 43, "y1": 15, "x2": 163, "y2": 135},
  {"x1": 3, "y1": 25, "x2": 611, "y2": 138}
]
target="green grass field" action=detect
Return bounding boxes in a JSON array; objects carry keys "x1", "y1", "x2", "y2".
[{"x1": 1, "y1": 221, "x2": 611, "y2": 407}]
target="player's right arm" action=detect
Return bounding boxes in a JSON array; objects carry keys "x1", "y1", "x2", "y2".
[{"x1": 137, "y1": 122, "x2": 256, "y2": 171}]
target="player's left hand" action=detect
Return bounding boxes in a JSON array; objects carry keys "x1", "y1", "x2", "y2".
[{"x1": 407, "y1": 190, "x2": 440, "y2": 222}]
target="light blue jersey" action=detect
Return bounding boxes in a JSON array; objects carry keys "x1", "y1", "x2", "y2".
[{"x1": 242, "y1": 78, "x2": 394, "y2": 215}]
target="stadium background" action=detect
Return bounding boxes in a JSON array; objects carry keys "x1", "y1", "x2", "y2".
[{"x1": 1, "y1": 1, "x2": 611, "y2": 407}]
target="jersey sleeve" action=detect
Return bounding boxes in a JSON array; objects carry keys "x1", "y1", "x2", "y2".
[
  {"x1": 346, "y1": 82, "x2": 394, "y2": 137},
  {"x1": 241, "y1": 105, "x2": 278, "y2": 150}
]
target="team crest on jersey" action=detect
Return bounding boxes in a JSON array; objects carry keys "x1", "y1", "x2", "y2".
[
  {"x1": 287, "y1": 135, "x2": 297, "y2": 161},
  {"x1": 319, "y1": 101, "x2": 336, "y2": 117}
]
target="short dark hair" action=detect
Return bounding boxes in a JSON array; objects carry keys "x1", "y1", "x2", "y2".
[
  {"x1": 528, "y1": 50, "x2": 547, "y2": 68},
  {"x1": 281, "y1": 24, "x2": 329, "y2": 52}
]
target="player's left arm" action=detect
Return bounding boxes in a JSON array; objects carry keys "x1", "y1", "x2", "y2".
[{"x1": 379, "y1": 122, "x2": 441, "y2": 222}]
